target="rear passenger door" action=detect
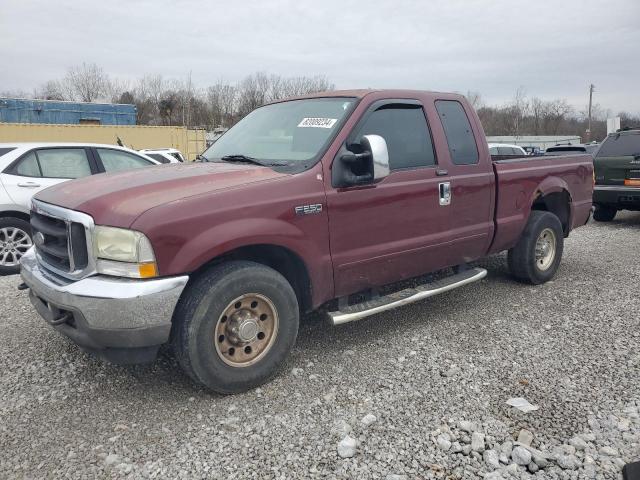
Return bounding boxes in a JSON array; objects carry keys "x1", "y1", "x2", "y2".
[
  {"x1": 433, "y1": 100, "x2": 494, "y2": 263},
  {"x1": 93, "y1": 148, "x2": 156, "y2": 173},
  {"x1": 0, "y1": 147, "x2": 95, "y2": 209}
]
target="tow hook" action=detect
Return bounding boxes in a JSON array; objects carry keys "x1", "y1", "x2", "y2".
[{"x1": 17, "y1": 283, "x2": 29, "y2": 291}]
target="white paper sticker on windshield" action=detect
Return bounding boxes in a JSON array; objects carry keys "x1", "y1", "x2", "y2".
[{"x1": 298, "y1": 117, "x2": 338, "y2": 128}]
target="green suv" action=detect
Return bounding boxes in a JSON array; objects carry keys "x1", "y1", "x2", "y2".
[{"x1": 592, "y1": 129, "x2": 640, "y2": 221}]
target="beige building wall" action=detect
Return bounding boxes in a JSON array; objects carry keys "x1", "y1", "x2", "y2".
[{"x1": 0, "y1": 123, "x2": 206, "y2": 160}]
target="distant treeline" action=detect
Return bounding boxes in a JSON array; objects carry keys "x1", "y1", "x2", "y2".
[
  {"x1": 468, "y1": 89, "x2": 640, "y2": 142},
  {"x1": 3, "y1": 63, "x2": 638, "y2": 141}
]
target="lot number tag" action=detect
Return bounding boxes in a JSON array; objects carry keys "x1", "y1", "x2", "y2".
[{"x1": 298, "y1": 117, "x2": 337, "y2": 128}]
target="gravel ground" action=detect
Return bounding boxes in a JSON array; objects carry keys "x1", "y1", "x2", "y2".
[{"x1": 1, "y1": 213, "x2": 639, "y2": 479}]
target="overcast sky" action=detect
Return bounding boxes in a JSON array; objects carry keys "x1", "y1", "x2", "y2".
[{"x1": 2, "y1": 0, "x2": 639, "y2": 114}]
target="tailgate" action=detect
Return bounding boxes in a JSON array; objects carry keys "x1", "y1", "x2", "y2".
[
  {"x1": 594, "y1": 155, "x2": 640, "y2": 187},
  {"x1": 594, "y1": 131, "x2": 640, "y2": 187}
]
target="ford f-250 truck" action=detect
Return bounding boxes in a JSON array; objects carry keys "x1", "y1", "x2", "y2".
[{"x1": 20, "y1": 90, "x2": 593, "y2": 393}]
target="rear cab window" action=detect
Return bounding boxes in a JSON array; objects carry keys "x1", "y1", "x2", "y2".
[{"x1": 435, "y1": 100, "x2": 479, "y2": 165}]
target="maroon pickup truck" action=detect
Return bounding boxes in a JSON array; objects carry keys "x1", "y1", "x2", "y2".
[{"x1": 20, "y1": 90, "x2": 593, "y2": 393}]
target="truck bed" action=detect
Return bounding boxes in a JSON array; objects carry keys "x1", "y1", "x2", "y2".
[{"x1": 489, "y1": 154, "x2": 593, "y2": 254}]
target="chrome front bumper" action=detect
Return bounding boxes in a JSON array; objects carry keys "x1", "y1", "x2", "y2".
[{"x1": 20, "y1": 248, "x2": 189, "y2": 363}]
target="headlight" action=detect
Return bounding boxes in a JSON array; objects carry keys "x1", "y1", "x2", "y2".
[{"x1": 94, "y1": 226, "x2": 158, "y2": 278}]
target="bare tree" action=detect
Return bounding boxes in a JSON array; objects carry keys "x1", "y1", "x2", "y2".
[
  {"x1": 206, "y1": 80, "x2": 237, "y2": 128},
  {"x1": 504, "y1": 87, "x2": 529, "y2": 137},
  {"x1": 236, "y1": 72, "x2": 271, "y2": 117},
  {"x1": 33, "y1": 80, "x2": 69, "y2": 101},
  {"x1": 465, "y1": 91, "x2": 483, "y2": 110},
  {"x1": 542, "y1": 99, "x2": 573, "y2": 135},
  {"x1": 63, "y1": 62, "x2": 110, "y2": 102},
  {"x1": 158, "y1": 93, "x2": 178, "y2": 125}
]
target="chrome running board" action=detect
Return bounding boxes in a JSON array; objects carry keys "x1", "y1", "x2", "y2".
[{"x1": 327, "y1": 267, "x2": 487, "y2": 326}]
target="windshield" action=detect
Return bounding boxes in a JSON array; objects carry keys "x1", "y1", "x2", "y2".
[
  {"x1": 596, "y1": 132, "x2": 640, "y2": 157},
  {"x1": 202, "y1": 98, "x2": 356, "y2": 168}
]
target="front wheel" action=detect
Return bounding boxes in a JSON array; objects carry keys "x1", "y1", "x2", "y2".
[
  {"x1": 593, "y1": 205, "x2": 617, "y2": 222},
  {"x1": 508, "y1": 211, "x2": 564, "y2": 285},
  {"x1": 0, "y1": 217, "x2": 33, "y2": 276},
  {"x1": 172, "y1": 261, "x2": 299, "y2": 394}
]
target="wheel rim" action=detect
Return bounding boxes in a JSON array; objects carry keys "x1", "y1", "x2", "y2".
[
  {"x1": 0, "y1": 227, "x2": 32, "y2": 267},
  {"x1": 535, "y1": 228, "x2": 556, "y2": 271},
  {"x1": 214, "y1": 293, "x2": 279, "y2": 367}
]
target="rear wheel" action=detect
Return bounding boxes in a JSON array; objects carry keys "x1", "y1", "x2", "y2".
[
  {"x1": 0, "y1": 217, "x2": 33, "y2": 276},
  {"x1": 593, "y1": 205, "x2": 617, "y2": 222},
  {"x1": 508, "y1": 211, "x2": 564, "y2": 285},
  {"x1": 172, "y1": 261, "x2": 299, "y2": 394}
]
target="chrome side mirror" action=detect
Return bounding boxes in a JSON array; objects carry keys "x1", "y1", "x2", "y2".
[
  {"x1": 333, "y1": 134, "x2": 391, "y2": 187},
  {"x1": 361, "y1": 134, "x2": 390, "y2": 182}
]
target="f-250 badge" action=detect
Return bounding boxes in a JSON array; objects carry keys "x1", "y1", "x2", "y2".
[{"x1": 295, "y1": 204, "x2": 323, "y2": 216}]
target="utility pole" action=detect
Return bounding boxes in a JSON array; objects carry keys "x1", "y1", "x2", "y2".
[{"x1": 586, "y1": 84, "x2": 595, "y2": 142}]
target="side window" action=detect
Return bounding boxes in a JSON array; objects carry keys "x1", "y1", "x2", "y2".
[
  {"x1": 97, "y1": 149, "x2": 153, "y2": 172},
  {"x1": 147, "y1": 153, "x2": 170, "y2": 164},
  {"x1": 497, "y1": 147, "x2": 512, "y2": 155},
  {"x1": 355, "y1": 105, "x2": 436, "y2": 170},
  {"x1": 37, "y1": 149, "x2": 92, "y2": 178},
  {"x1": 489, "y1": 147, "x2": 498, "y2": 155},
  {"x1": 435, "y1": 100, "x2": 479, "y2": 165},
  {"x1": 14, "y1": 152, "x2": 42, "y2": 177}
]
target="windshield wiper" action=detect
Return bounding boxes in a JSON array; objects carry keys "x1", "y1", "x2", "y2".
[{"x1": 220, "y1": 154, "x2": 287, "y2": 167}]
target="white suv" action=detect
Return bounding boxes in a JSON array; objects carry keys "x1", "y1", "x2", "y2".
[
  {"x1": 0, "y1": 143, "x2": 159, "y2": 275},
  {"x1": 139, "y1": 148, "x2": 186, "y2": 163}
]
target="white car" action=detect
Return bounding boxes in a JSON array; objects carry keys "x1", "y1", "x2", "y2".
[
  {"x1": 0, "y1": 143, "x2": 160, "y2": 275},
  {"x1": 488, "y1": 143, "x2": 528, "y2": 156},
  {"x1": 139, "y1": 148, "x2": 186, "y2": 163}
]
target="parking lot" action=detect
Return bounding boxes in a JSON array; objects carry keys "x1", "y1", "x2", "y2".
[{"x1": 0, "y1": 213, "x2": 638, "y2": 479}]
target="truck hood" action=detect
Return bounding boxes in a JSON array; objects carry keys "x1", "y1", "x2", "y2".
[{"x1": 35, "y1": 162, "x2": 288, "y2": 227}]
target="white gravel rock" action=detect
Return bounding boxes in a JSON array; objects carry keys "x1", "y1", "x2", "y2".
[
  {"x1": 360, "y1": 413, "x2": 377, "y2": 427},
  {"x1": 511, "y1": 446, "x2": 532, "y2": 466},
  {"x1": 337, "y1": 436, "x2": 357, "y2": 458},
  {"x1": 598, "y1": 445, "x2": 619, "y2": 456},
  {"x1": 569, "y1": 435, "x2": 588, "y2": 450},
  {"x1": 555, "y1": 453, "x2": 581, "y2": 470},
  {"x1": 483, "y1": 449, "x2": 500, "y2": 470},
  {"x1": 459, "y1": 420, "x2": 475, "y2": 433},
  {"x1": 471, "y1": 432, "x2": 485, "y2": 452},
  {"x1": 516, "y1": 429, "x2": 534, "y2": 446},
  {"x1": 436, "y1": 433, "x2": 451, "y2": 451},
  {"x1": 484, "y1": 471, "x2": 504, "y2": 480}
]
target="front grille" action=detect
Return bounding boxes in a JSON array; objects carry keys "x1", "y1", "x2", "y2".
[{"x1": 31, "y1": 209, "x2": 89, "y2": 274}]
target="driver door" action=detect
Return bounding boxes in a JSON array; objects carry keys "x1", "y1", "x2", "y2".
[{"x1": 325, "y1": 100, "x2": 452, "y2": 297}]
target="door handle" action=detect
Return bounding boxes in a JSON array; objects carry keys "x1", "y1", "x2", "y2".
[
  {"x1": 439, "y1": 182, "x2": 451, "y2": 206},
  {"x1": 18, "y1": 182, "x2": 41, "y2": 188}
]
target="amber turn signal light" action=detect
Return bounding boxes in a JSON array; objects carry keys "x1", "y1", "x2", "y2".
[{"x1": 138, "y1": 262, "x2": 158, "y2": 278}]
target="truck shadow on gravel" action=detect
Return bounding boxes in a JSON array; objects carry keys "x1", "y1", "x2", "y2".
[
  {"x1": 100, "y1": 254, "x2": 512, "y2": 396},
  {"x1": 87, "y1": 247, "x2": 589, "y2": 399},
  {"x1": 589, "y1": 211, "x2": 640, "y2": 228}
]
